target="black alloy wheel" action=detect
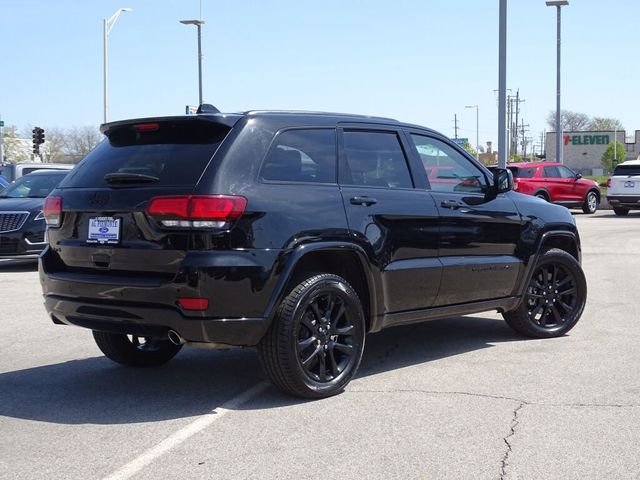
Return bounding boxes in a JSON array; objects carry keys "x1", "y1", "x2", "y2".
[
  {"x1": 93, "y1": 331, "x2": 183, "y2": 367},
  {"x1": 296, "y1": 289, "x2": 357, "y2": 383},
  {"x1": 258, "y1": 274, "x2": 365, "y2": 398},
  {"x1": 503, "y1": 248, "x2": 586, "y2": 338}
]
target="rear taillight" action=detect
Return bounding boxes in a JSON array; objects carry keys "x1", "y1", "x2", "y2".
[
  {"x1": 147, "y1": 195, "x2": 247, "y2": 229},
  {"x1": 606, "y1": 178, "x2": 611, "y2": 188},
  {"x1": 43, "y1": 196, "x2": 63, "y2": 227}
]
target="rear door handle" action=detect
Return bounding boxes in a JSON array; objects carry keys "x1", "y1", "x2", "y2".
[{"x1": 350, "y1": 196, "x2": 377, "y2": 206}]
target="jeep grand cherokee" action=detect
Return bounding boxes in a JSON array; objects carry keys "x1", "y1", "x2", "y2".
[{"x1": 40, "y1": 108, "x2": 587, "y2": 398}]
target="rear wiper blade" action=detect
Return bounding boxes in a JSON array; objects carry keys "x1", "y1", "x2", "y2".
[{"x1": 104, "y1": 173, "x2": 160, "y2": 184}]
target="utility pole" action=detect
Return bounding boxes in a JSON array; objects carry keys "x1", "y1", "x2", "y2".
[
  {"x1": 520, "y1": 123, "x2": 529, "y2": 157},
  {"x1": 540, "y1": 131, "x2": 546, "y2": 159},
  {"x1": 453, "y1": 114, "x2": 460, "y2": 139}
]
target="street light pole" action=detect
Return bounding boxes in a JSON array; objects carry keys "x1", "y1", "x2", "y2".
[
  {"x1": 546, "y1": 0, "x2": 569, "y2": 164},
  {"x1": 180, "y1": 20, "x2": 206, "y2": 105},
  {"x1": 497, "y1": 0, "x2": 507, "y2": 169},
  {"x1": 103, "y1": 8, "x2": 132, "y2": 124},
  {"x1": 465, "y1": 105, "x2": 479, "y2": 161}
]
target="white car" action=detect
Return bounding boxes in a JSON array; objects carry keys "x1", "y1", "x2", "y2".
[{"x1": 607, "y1": 159, "x2": 640, "y2": 215}]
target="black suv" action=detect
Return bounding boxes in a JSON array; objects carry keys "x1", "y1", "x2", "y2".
[{"x1": 40, "y1": 109, "x2": 587, "y2": 398}]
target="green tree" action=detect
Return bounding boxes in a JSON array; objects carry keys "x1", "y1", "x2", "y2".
[
  {"x1": 462, "y1": 141, "x2": 477, "y2": 158},
  {"x1": 589, "y1": 117, "x2": 624, "y2": 131},
  {"x1": 602, "y1": 141, "x2": 626, "y2": 172}
]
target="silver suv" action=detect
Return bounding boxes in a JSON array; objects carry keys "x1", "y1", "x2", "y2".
[{"x1": 607, "y1": 160, "x2": 640, "y2": 215}]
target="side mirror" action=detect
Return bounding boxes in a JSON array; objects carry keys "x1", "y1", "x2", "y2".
[
  {"x1": 575, "y1": 173, "x2": 583, "y2": 180},
  {"x1": 486, "y1": 168, "x2": 513, "y2": 200}
]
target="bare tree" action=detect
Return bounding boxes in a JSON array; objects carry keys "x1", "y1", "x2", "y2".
[
  {"x1": 1, "y1": 125, "x2": 31, "y2": 163},
  {"x1": 38, "y1": 127, "x2": 67, "y2": 163},
  {"x1": 546, "y1": 110, "x2": 591, "y2": 132},
  {"x1": 588, "y1": 117, "x2": 624, "y2": 131},
  {"x1": 64, "y1": 126, "x2": 102, "y2": 161}
]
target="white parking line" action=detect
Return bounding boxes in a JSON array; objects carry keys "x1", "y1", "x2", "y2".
[{"x1": 102, "y1": 382, "x2": 269, "y2": 480}]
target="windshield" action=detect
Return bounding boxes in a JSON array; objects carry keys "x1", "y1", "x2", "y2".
[{"x1": 0, "y1": 173, "x2": 67, "y2": 198}]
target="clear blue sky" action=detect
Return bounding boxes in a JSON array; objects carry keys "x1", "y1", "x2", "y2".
[{"x1": 1, "y1": 0, "x2": 637, "y2": 151}]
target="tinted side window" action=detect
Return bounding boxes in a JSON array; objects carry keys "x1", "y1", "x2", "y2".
[
  {"x1": 510, "y1": 167, "x2": 536, "y2": 178},
  {"x1": 340, "y1": 131, "x2": 413, "y2": 188},
  {"x1": 558, "y1": 166, "x2": 576, "y2": 179},
  {"x1": 260, "y1": 129, "x2": 336, "y2": 183},
  {"x1": 410, "y1": 134, "x2": 486, "y2": 194},
  {"x1": 543, "y1": 166, "x2": 560, "y2": 178}
]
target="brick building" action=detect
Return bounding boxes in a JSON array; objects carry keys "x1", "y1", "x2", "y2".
[{"x1": 545, "y1": 130, "x2": 640, "y2": 174}]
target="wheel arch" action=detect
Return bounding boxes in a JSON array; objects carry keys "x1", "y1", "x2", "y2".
[
  {"x1": 587, "y1": 188, "x2": 601, "y2": 201},
  {"x1": 263, "y1": 243, "x2": 381, "y2": 333},
  {"x1": 533, "y1": 189, "x2": 550, "y2": 201},
  {"x1": 516, "y1": 230, "x2": 581, "y2": 298}
]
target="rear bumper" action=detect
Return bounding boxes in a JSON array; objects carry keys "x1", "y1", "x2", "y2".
[
  {"x1": 39, "y1": 246, "x2": 282, "y2": 346},
  {"x1": 606, "y1": 195, "x2": 640, "y2": 208},
  {"x1": 44, "y1": 294, "x2": 268, "y2": 346}
]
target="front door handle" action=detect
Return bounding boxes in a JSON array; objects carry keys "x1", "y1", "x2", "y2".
[
  {"x1": 350, "y1": 196, "x2": 377, "y2": 206},
  {"x1": 441, "y1": 200, "x2": 463, "y2": 210}
]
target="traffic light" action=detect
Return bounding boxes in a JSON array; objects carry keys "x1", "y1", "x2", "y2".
[
  {"x1": 32, "y1": 127, "x2": 40, "y2": 156},
  {"x1": 32, "y1": 127, "x2": 45, "y2": 156}
]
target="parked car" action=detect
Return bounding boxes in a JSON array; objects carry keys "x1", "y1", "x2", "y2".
[
  {"x1": 39, "y1": 109, "x2": 587, "y2": 398},
  {"x1": 0, "y1": 162, "x2": 74, "y2": 182},
  {"x1": 606, "y1": 160, "x2": 640, "y2": 216},
  {"x1": 505, "y1": 162, "x2": 601, "y2": 214},
  {"x1": 0, "y1": 170, "x2": 70, "y2": 259}
]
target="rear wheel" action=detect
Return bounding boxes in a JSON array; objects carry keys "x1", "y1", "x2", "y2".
[
  {"x1": 535, "y1": 192, "x2": 549, "y2": 202},
  {"x1": 258, "y1": 273, "x2": 366, "y2": 399},
  {"x1": 92, "y1": 331, "x2": 182, "y2": 367},
  {"x1": 613, "y1": 207, "x2": 629, "y2": 216},
  {"x1": 503, "y1": 249, "x2": 586, "y2": 338},
  {"x1": 582, "y1": 191, "x2": 599, "y2": 214}
]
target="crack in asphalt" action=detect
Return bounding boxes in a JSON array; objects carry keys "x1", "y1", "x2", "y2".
[
  {"x1": 347, "y1": 388, "x2": 640, "y2": 409},
  {"x1": 500, "y1": 402, "x2": 524, "y2": 480},
  {"x1": 347, "y1": 389, "x2": 640, "y2": 479}
]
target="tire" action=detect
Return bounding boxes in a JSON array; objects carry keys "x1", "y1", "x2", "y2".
[
  {"x1": 582, "y1": 191, "x2": 599, "y2": 214},
  {"x1": 92, "y1": 331, "x2": 182, "y2": 367},
  {"x1": 613, "y1": 207, "x2": 629, "y2": 216},
  {"x1": 503, "y1": 248, "x2": 586, "y2": 338},
  {"x1": 258, "y1": 273, "x2": 366, "y2": 399},
  {"x1": 535, "y1": 192, "x2": 549, "y2": 202}
]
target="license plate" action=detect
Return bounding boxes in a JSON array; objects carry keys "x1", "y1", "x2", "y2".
[
  {"x1": 87, "y1": 217, "x2": 121, "y2": 244},
  {"x1": 625, "y1": 181, "x2": 635, "y2": 188}
]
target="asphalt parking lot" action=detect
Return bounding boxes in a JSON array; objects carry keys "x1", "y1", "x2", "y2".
[{"x1": 1, "y1": 210, "x2": 639, "y2": 480}]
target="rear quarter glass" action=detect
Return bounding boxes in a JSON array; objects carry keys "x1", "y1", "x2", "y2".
[{"x1": 58, "y1": 121, "x2": 230, "y2": 188}]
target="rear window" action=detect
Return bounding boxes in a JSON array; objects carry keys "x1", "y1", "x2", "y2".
[
  {"x1": 613, "y1": 164, "x2": 640, "y2": 176},
  {"x1": 509, "y1": 167, "x2": 536, "y2": 178},
  {"x1": 59, "y1": 121, "x2": 230, "y2": 188}
]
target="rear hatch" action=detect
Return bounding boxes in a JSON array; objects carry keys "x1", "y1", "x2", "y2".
[
  {"x1": 44, "y1": 117, "x2": 236, "y2": 279},
  {"x1": 609, "y1": 163, "x2": 640, "y2": 196}
]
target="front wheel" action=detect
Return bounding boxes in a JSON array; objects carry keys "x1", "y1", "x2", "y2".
[
  {"x1": 503, "y1": 249, "x2": 586, "y2": 338},
  {"x1": 582, "y1": 191, "x2": 599, "y2": 214},
  {"x1": 93, "y1": 331, "x2": 182, "y2": 367},
  {"x1": 258, "y1": 274, "x2": 366, "y2": 399}
]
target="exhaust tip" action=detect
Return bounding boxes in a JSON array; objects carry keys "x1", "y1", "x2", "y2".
[{"x1": 167, "y1": 330, "x2": 185, "y2": 345}]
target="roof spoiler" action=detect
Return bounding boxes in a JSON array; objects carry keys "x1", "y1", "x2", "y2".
[{"x1": 197, "y1": 104, "x2": 221, "y2": 114}]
